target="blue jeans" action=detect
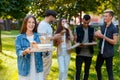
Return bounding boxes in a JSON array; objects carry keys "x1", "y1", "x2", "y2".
[{"x1": 58, "y1": 54, "x2": 70, "y2": 80}]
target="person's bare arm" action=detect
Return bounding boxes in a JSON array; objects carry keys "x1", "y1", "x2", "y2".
[
  {"x1": 104, "y1": 35, "x2": 118, "y2": 45},
  {"x1": 97, "y1": 33, "x2": 118, "y2": 45},
  {"x1": 53, "y1": 33, "x2": 61, "y2": 40},
  {"x1": 68, "y1": 29, "x2": 74, "y2": 41},
  {"x1": 74, "y1": 34, "x2": 77, "y2": 44}
]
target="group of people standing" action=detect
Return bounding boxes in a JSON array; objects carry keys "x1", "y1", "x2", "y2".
[{"x1": 15, "y1": 9, "x2": 118, "y2": 80}]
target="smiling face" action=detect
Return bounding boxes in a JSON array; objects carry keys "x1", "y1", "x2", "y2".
[
  {"x1": 20, "y1": 15, "x2": 37, "y2": 34},
  {"x1": 26, "y1": 17, "x2": 35, "y2": 32}
]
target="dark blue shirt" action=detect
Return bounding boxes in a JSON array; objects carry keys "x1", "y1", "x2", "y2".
[{"x1": 99, "y1": 22, "x2": 118, "y2": 58}]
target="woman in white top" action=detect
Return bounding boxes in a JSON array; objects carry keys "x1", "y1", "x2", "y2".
[
  {"x1": 15, "y1": 15, "x2": 44, "y2": 80},
  {"x1": 54, "y1": 18, "x2": 74, "y2": 80}
]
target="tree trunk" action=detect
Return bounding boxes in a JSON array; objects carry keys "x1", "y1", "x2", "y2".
[
  {"x1": 4, "y1": 19, "x2": 11, "y2": 31},
  {"x1": 79, "y1": 11, "x2": 82, "y2": 24},
  {"x1": 0, "y1": 26, "x2": 2, "y2": 52}
]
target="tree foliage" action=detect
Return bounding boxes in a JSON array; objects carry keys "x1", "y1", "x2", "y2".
[
  {"x1": 30, "y1": 0, "x2": 102, "y2": 21},
  {"x1": 96, "y1": 0, "x2": 118, "y2": 14},
  {"x1": 0, "y1": 0, "x2": 32, "y2": 19},
  {"x1": 0, "y1": 0, "x2": 119, "y2": 20}
]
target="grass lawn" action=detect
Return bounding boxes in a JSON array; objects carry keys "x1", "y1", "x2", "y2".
[{"x1": 0, "y1": 30, "x2": 120, "y2": 80}]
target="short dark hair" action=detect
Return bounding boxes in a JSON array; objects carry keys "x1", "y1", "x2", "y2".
[
  {"x1": 83, "y1": 14, "x2": 91, "y2": 21},
  {"x1": 104, "y1": 10, "x2": 114, "y2": 17},
  {"x1": 45, "y1": 10, "x2": 57, "y2": 18}
]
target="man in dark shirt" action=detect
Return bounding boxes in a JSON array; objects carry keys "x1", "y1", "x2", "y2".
[
  {"x1": 95, "y1": 10, "x2": 118, "y2": 80},
  {"x1": 75, "y1": 14, "x2": 95, "y2": 80}
]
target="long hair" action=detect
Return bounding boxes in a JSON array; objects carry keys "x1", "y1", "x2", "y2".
[
  {"x1": 55, "y1": 18, "x2": 70, "y2": 40},
  {"x1": 20, "y1": 15, "x2": 37, "y2": 34}
]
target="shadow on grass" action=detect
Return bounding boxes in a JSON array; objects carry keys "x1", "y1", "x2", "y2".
[
  {"x1": 1, "y1": 52, "x2": 16, "y2": 59},
  {"x1": 0, "y1": 52, "x2": 18, "y2": 80},
  {"x1": 68, "y1": 68, "x2": 75, "y2": 79},
  {"x1": 71, "y1": 56, "x2": 75, "y2": 61}
]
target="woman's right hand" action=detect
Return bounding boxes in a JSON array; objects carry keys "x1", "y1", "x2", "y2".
[
  {"x1": 23, "y1": 47, "x2": 31, "y2": 55},
  {"x1": 64, "y1": 23, "x2": 69, "y2": 29}
]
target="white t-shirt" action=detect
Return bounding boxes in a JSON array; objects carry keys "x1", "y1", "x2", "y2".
[
  {"x1": 37, "y1": 20, "x2": 53, "y2": 37},
  {"x1": 37, "y1": 20, "x2": 53, "y2": 57},
  {"x1": 61, "y1": 33, "x2": 67, "y2": 49},
  {"x1": 58, "y1": 33, "x2": 68, "y2": 56},
  {"x1": 19, "y1": 35, "x2": 44, "y2": 80}
]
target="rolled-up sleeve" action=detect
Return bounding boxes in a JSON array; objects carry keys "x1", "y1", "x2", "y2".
[{"x1": 113, "y1": 27, "x2": 118, "y2": 36}]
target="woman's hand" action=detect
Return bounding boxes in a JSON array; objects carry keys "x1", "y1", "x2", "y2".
[
  {"x1": 64, "y1": 23, "x2": 70, "y2": 29},
  {"x1": 60, "y1": 29, "x2": 66, "y2": 35},
  {"x1": 23, "y1": 47, "x2": 32, "y2": 55}
]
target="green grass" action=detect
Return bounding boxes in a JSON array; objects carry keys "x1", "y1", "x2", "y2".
[{"x1": 0, "y1": 30, "x2": 120, "y2": 80}]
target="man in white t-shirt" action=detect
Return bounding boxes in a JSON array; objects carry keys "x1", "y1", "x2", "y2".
[{"x1": 37, "y1": 10, "x2": 57, "y2": 80}]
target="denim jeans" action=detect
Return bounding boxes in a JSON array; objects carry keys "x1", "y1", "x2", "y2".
[
  {"x1": 75, "y1": 56, "x2": 92, "y2": 80},
  {"x1": 58, "y1": 54, "x2": 70, "y2": 80},
  {"x1": 95, "y1": 54, "x2": 114, "y2": 80}
]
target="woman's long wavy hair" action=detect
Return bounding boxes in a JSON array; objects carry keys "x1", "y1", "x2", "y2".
[
  {"x1": 20, "y1": 15, "x2": 37, "y2": 34},
  {"x1": 55, "y1": 18, "x2": 70, "y2": 40}
]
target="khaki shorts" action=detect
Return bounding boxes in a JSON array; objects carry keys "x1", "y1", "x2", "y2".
[{"x1": 43, "y1": 53, "x2": 52, "y2": 79}]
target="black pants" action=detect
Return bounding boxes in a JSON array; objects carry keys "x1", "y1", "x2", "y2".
[
  {"x1": 95, "y1": 54, "x2": 114, "y2": 80},
  {"x1": 75, "y1": 56, "x2": 92, "y2": 80}
]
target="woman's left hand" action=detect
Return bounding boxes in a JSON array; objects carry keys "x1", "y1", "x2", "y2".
[{"x1": 60, "y1": 29, "x2": 66, "y2": 35}]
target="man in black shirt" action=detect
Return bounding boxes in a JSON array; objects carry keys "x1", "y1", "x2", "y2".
[
  {"x1": 95, "y1": 10, "x2": 118, "y2": 80},
  {"x1": 75, "y1": 15, "x2": 95, "y2": 80}
]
